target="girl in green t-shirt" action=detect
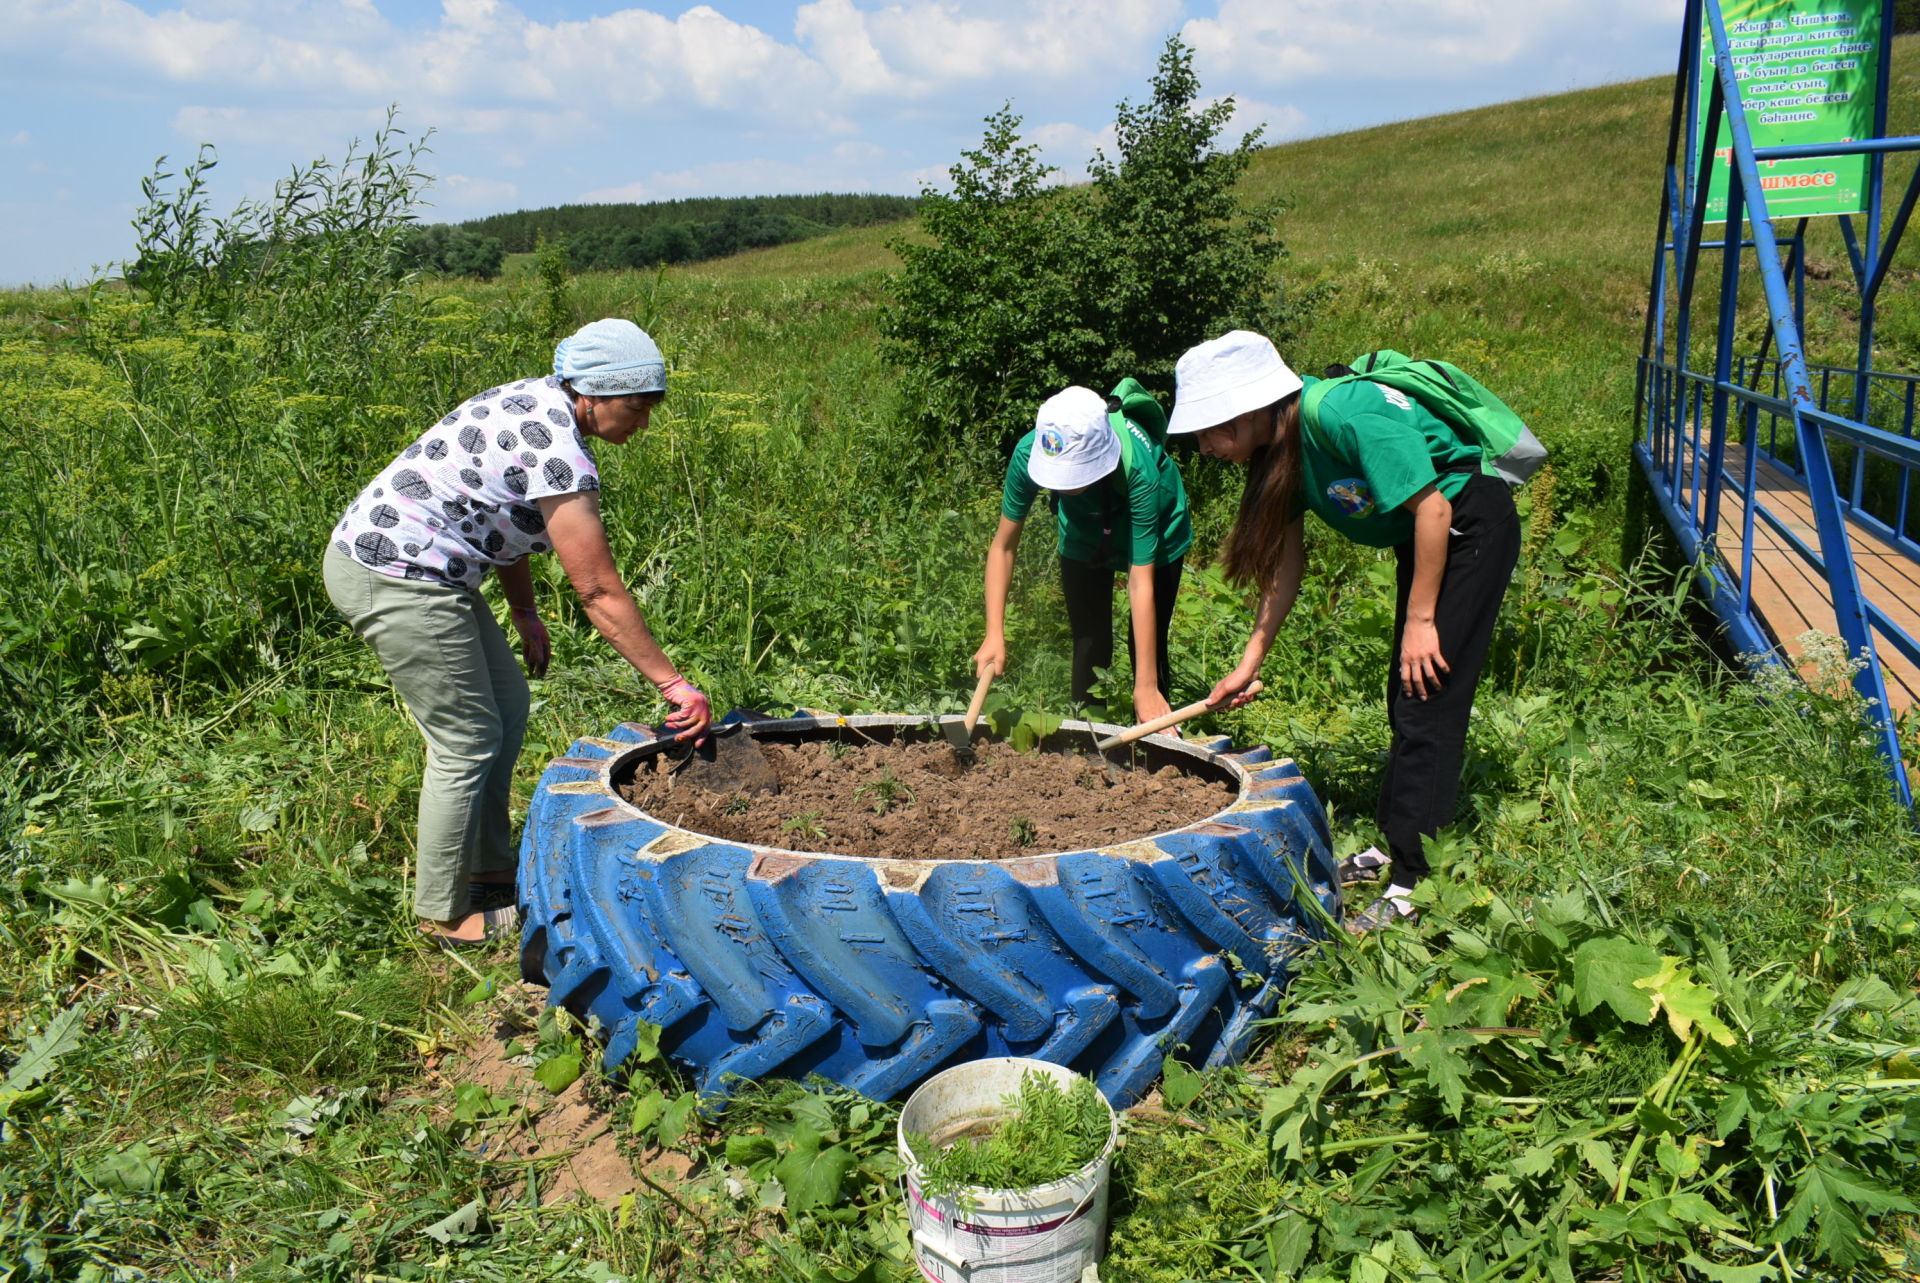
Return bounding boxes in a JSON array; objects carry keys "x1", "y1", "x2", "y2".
[
  {"x1": 973, "y1": 385, "x2": 1193, "y2": 727},
  {"x1": 1166, "y1": 331, "x2": 1521, "y2": 933}
]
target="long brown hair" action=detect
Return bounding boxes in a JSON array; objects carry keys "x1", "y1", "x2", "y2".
[{"x1": 1218, "y1": 394, "x2": 1303, "y2": 590}]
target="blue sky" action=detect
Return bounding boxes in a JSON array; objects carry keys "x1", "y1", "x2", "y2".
[{"x1": 2, "y1": 0, "x2": 1685, "y2": 288}]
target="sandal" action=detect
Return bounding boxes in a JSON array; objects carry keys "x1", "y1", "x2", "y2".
[{"x1": 421, "y1": 904, "x2": 521, "y2": 949}]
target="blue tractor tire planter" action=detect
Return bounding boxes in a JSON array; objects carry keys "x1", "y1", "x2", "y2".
[{"x1": 518, "y1": 712, "x2": 1340, "y2": 1108}]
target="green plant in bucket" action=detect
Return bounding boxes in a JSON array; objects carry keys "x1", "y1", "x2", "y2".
[{"x1": 909, "y1": 1070, "x2": 1110, "y2": 1199}]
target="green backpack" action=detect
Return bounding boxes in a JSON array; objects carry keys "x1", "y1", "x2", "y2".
[
  {"x1": 1301, "y1": 350, "x2": 1546, "y2": 486},
  {"x1": 1104, "y1": 376, "x2": 1168, "y2": 479}
]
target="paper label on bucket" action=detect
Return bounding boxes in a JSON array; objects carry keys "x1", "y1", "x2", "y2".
[{"x1": 907, "y1": 1181, "x2": 1108, "y2": 1283}]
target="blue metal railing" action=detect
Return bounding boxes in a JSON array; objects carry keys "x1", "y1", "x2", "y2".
[{"x1": 1636, "y1": 0, "x2": 1918, "y2": 809}]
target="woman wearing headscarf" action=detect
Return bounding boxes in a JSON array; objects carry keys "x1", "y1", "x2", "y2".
[
  {"x1": 1168, "y1": 331, "x2": 1521, "y2": 932},
  {"x1": 973, "y1": 386, "x2": 1192, "y2": 726},
  {"x1": 323, "y1": 319, "x2": 710, "y2": 945}
]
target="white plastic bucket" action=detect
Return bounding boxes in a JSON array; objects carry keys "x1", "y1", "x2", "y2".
[{"x1": 896, "y1": 1057, "x2": 1119, "y2": 1283}]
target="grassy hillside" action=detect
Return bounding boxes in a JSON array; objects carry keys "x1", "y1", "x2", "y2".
[{"x1": 2, "y1": 44, "x2": 1918, "y2": 1281}]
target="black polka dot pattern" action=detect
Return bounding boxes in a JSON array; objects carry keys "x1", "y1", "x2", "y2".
[
  {"x1": 336, "y1": 377, "x2": 598, "y2": 590},
  {"x1": 354, "y1": 531, "x2": 397, "y2": 566}
]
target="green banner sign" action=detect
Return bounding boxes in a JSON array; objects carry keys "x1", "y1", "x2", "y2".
[{"x1": 1696, "y1": 0, "x2": 1882, "y2": 222}]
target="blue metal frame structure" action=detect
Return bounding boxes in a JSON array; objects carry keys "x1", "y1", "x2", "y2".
[{"x1": 1637, "y1": 0, "x2": 1918, "y2": 809}]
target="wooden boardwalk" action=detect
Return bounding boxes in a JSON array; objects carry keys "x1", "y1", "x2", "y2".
[{"x1": 1699, "y1": 441, "x2": 1920, "y2": 715}]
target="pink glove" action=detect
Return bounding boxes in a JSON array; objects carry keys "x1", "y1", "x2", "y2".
[
  {"x1": 656, "y1": 675, "x2": 712, "y2": 742},
  {"x1": 510, "y1": 607, "x2": 551, "y2": 678}
]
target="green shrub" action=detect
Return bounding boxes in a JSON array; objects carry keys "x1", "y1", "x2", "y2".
[{"x1": 882, "y1": 37, "x2": 1297, "y2": 448}]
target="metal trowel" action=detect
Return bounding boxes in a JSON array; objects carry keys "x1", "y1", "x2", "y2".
[
  {"x1": 941, "y1": 668, "x2": 996, "y2": 766},
  {"x1": 661, "y1": 721, "x2": 781, "y2": 797}
]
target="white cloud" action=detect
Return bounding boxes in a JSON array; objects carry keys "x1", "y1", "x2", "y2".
[
  {"x1": 796, "y1": 0, "x2": 1181, "y2": 97},
  {"x1": 1185, "y1": 0, "x2": 1684, "y2": 85},
  {"x1": 7, "y1": 131, "x2": 28, "y2": 146},
  {"x1": 1203, "y1": 95, "x2": 1308, "y2": 146},
  {"x1": 434, "y1": 173, "x2": 520, "y2": 210}
]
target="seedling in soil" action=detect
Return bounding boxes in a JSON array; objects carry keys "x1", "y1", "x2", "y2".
[
  {"x1": 823, "y1": 740, "x2": 849, "y2": 761},
  {"x1": 723, "y1": 795, "x2": 751, "y2": 815},
  {"x1": 909, "y1": 1071, "x2": 1109, "y2": 1198},
  {"x1": 854, "y1": 766, "x2": 915, "y2": 816},
  {"x1": 1009, "y1": 816, "x2": 1038, "y2": 847},
  {"x1": 781, "y1": 810, "x2": 828, "y2": 844}
]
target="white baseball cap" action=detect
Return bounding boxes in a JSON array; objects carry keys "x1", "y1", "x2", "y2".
[
  {"x1": 1167, "y1": 330, "x2": 1302, "y2": 435},
  {"x1": 1027, "y1": 386, "x2": 1120, "y2": 490}
]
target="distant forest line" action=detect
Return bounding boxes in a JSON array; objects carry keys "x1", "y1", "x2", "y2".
[{"x1": 401, "y1": 193, "x2": 920, "y2": 279}]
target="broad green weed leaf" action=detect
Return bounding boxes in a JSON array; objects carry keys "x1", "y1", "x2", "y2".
[
  {"x1": 451, "y1": 1082, "x2": 509, "y2": 1123},
  {"x1": 87, "y1": 1143, "x2": 164, "y2": 1193},
  {"x1": 6, "y1": 1004, "x2": 86, "y2": 1091},
  {"x1": 1634, "y1": 958, "x2": 1736, "y2": 1046},
  {"x1": 629, "y1": 1088, "x2": 666, "y2": 1136},
  {"x1": 1571, "y1": 936, "x2": 1660, "y2": 1024},
  {"x1": 726, "y1": 1133, "x2": 779, "y2": 1169},
  {"x1": 421, "y1": 1197, "x2": 484, "y2": 1244},
  {"x1": 773, "y1": 1123, "x2": 856, "y2": 1217},
  {"x1": 1400, "y1": 1027, "x2": 1476, "y2": 1117},
  {"x1": 1161, "y1": 1057, "x2": 1204, "y2": 1111},
  {"x1": 1714, "y1": 1082, "x2": 1751, "y2": 1138},
  {"x1": 533, "y1": 1052, "x2": 582, "y2": 1093},
  {"x1": 1514, "y1": 1140, "x2": 1563, "y2": 1178},
  {"x1": 1776, "y1": 1156, "x2": 1915, "y2": 1266},
  {"x1": 629, "y1": 1020, "x2": 662, "y2": 1064},
  {"x1": 1579, "y1": 1138, "x2": 1620, "y2": 1185},
  {"x1": 657, "y1": 1091, "x2": 698, "y2": 1148},
  {"x1": 1816, "y1": 974, "x2": 1900, "y2": 1029},
  {"x1": 1679, "y1": 1253, "x2": 1773, "y2": 1283}
]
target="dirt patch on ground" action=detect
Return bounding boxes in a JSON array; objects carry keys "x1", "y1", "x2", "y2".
[
  {"x1": 619, "y1": 739, "x2": 1235, "y2": 860},
  {"x1": 434, "y1": 983, "x2": 685, "y2": 1207}
]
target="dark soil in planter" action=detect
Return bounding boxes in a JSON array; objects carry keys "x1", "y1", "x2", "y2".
[{"x1": 618, "y1": 739, "x2": 1235, "y2": 861}]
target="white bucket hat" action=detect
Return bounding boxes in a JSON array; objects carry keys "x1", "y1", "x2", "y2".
[
  {"x1": 1167, "y1": 330, "x2": 1302, "y2": 435},
  {"x1": 1026, "y1": 386, "x2": 1120, "y2": 490}
]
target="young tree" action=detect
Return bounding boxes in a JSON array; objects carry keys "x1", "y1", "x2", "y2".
[
  {"x1": 1085, "y1": 38, "x2": 1290, "y2": 393},
  {"x1": 881, "y1": 106, "x2": 1106, "y2": 447},
  {"x1": 881, "y1": 37, "x2": 1298, "y2": 449}
]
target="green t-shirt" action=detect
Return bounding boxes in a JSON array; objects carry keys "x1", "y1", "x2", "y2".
[
  {"x1": 1002, "y1": 417, "x2": 1193, "y2": 568},
  {"x1": 1298, "y1": 375, "x2": 1483, "y2": 547}
]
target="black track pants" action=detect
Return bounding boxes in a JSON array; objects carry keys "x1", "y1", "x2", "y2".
[
  {"x1": 1058, "y1": 556, "x2": 1185, "y2": 706},
  {"x1": 1379, "y1": 474, "x2": 1521, "y2": 885}
]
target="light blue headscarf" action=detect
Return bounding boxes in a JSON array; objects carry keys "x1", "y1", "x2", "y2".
[{"x1": 553, "y1": 318, "x2": 667, "y2": 396}]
